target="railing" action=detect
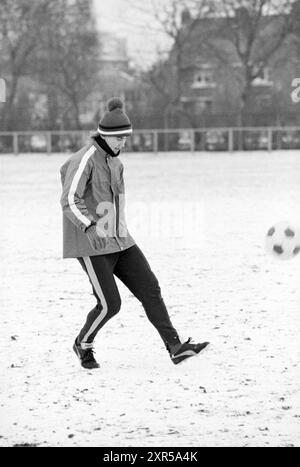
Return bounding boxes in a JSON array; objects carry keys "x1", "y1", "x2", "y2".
[{"x1": 1, "y1": 127, "x2": 300, "y2": 154}]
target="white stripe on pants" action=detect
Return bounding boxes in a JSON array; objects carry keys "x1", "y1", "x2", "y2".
[{"x1": 81, "y1": 257, "x2": 108, "y2": 343}]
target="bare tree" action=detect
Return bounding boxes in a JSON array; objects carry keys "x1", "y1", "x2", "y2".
[
  {"x1": 0, "y1": 0, "x2": 100, "y2": 131},
  {"x1": 36, "y1": 0, "x2": 100, "y2": 130},
  {"x1": 0, "y1": 0, "x2": 50, "y2": 129},
  {"x1": 129, "y1": 0, "x2": 214, "y2": 129},
  {"x1": 216, "y1": 0, "x2": 294, "y2": 125},
  {"x1": 130, "y1": 0, "x2": 296, "y2": 129}
]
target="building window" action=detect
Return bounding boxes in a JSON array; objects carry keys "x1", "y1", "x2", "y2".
[
  {"x1": 257, "y1": 94, "x2": 272, "y2": 110},
  {"x1": 252, "y1": 67, "x2": 273, "y2": 86},
  {"x1": 192, "y1": 69, "x2": 216, "y2": 89},
  {"x1": 195, "y1": 98, "x2": 213, "y2": 112}
]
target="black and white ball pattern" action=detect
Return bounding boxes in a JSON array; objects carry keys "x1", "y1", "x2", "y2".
[{"x1": 265, "y1": 221, "x2": 300, "y2": 260}]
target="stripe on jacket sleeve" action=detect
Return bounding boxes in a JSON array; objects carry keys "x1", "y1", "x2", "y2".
[
  {"x1": 81, "y1": 257, "x2": 108, "y2": 342},
  {"x1": 67, "y1": 146, "x2": 96, "y2": 227}
]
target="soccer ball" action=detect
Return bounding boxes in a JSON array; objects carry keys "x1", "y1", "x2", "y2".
[{"x1": 265, "y1": 221, "x2": 300, "y2": 260}]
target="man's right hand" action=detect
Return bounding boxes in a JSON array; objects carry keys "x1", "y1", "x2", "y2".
[{"x1": 85, "y1": 224, "x2": 107, "y2": 251}]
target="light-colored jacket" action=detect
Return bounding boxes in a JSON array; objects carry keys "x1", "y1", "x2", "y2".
[{"x1": 60, "y1": 137, "x2": 135, "y2": 258}]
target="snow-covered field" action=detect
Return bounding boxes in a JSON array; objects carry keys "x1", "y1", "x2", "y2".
[{"x1": 0, "y1": 150, "x2": 299, "y2": 447}]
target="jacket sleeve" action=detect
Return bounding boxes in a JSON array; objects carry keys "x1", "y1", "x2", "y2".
[{"x1": 60, "y1": 148, "x2": 96, "y2": 232}]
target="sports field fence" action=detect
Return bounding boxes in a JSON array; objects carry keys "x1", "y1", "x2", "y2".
[{"x1": 1, "y1": 127, "x2": 300, "y2": 155}]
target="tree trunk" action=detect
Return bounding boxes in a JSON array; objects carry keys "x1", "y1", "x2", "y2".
[
  {"x1": 163, "y1": 107, "x2": 169, "y2": 151},
  {"x1": 3, "y1": 73, "x2": 19, "y2": 130}
]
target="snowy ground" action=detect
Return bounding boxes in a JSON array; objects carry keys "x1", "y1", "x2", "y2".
[{"x1": 0, "y1": 150, "x2": 299, "y2": 447}]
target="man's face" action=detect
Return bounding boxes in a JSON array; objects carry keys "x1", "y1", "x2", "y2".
[{"x1": 103, "y1": 136, "x2": 127, "y2": 154}]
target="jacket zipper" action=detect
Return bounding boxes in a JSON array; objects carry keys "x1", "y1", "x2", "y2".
[{"x1": 106, "y1": 155, "x2": 123, "y2": 250}]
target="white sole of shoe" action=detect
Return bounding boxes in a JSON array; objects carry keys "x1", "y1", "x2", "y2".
[{"x1": 173, "y1": 343, "x2": 210, "y2": 365}]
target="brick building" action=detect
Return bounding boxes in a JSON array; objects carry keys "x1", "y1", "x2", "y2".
[{"x1": 167, "y1": 8, "x2": 300, "y2": 128}]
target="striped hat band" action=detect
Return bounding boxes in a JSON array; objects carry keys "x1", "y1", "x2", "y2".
[{"x1": 98, "y1": 124, "x2": 132, "y2": 136}]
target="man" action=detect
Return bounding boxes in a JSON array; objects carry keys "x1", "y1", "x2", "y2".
[{"x1": 60, "y1": 97, "x2": 209, "y2": 369}]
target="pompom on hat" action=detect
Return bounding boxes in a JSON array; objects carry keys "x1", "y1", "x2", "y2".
[{"x1": 98, "y1": 97, "x2": 132, "y2": 136}]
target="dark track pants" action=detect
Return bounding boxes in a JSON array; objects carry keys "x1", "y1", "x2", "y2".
[{"x1": 77, "y1": 244, "x2": 180, "y2": 349}]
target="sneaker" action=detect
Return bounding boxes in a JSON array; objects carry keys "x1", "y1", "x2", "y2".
[
  {"x1": 73, "y1": 339, "x2": 100, "y2": 369},
  {"x1": 170, "y1": 338, "x2": 209, "y2": 365}
]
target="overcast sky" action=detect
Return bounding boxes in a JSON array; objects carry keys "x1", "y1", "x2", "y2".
[{"x1": 93, "y1": 0, "x2": 171, "y2": 68}]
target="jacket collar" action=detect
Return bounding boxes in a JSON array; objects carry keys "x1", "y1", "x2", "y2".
[{"x1": 92, "y1": 133, "x2": 120, "y2": 158}]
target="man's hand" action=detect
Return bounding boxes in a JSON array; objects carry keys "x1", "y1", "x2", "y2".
[{"x1": 85, "y1": 224, "x2": 107, "y2": 251}]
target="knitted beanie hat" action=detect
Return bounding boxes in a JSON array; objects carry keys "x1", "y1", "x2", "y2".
[{"x1": 98, "y1": 97, "x2": 132, "y2": 136}]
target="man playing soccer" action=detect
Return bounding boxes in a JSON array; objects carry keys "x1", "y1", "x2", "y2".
[{"x1": 60, "y1": 97, "x2": 209, "y2": 369}]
